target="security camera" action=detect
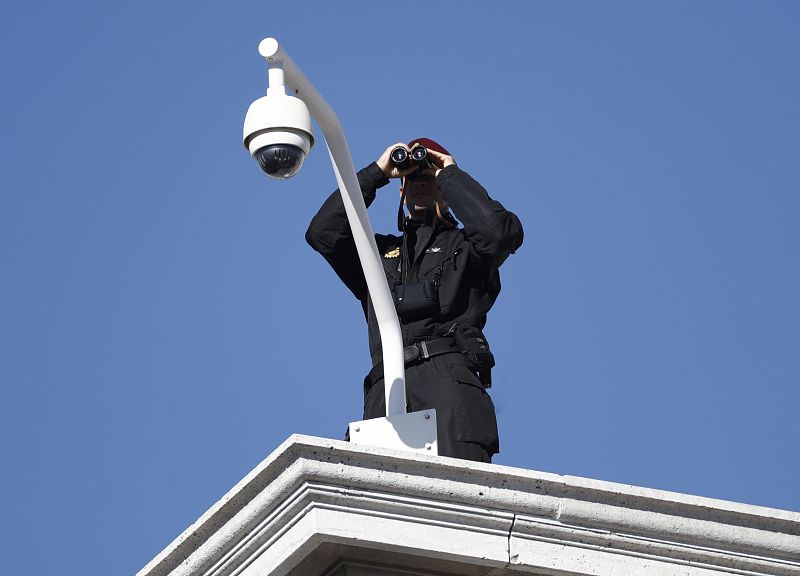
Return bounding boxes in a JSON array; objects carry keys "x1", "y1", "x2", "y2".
[{"x1": 243, "y1": 91, "x2": 314, "y2": 179}]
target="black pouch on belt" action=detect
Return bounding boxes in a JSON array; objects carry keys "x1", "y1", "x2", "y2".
[{"x1": 453, "y1": 325, "x2": 496, "y2": 387}]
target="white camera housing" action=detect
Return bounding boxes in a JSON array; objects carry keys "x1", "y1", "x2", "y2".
[{"x1": 243, "y1": 91, "x2": 314, "y2": 178}]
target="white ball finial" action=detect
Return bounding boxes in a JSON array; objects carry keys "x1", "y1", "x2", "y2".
[{"x1": 258, "y1": 38, "x2": 280, "y2": 60}]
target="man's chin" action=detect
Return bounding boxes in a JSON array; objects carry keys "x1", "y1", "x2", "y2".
[
  {"x1": 409, "y1": 196, "x2": 435, "y2": 209},
  {"x1": 412, "y1": 204, "x2": 433, "y2": 213}
]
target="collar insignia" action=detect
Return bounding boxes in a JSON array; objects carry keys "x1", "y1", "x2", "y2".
[{"x1": 384, "y1": 247, "x2": 400, "y2": 258}]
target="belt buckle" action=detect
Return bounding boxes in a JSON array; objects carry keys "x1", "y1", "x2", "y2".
[
  {"x1": 404, "y1": 340, "x2": 433, "y2": 365},
  {"x1": 403, "y1": 344, "x2": 420, "y2": 364},
  {"x1": 419, "y1": 340, "x2": 430, "y2": 359}
]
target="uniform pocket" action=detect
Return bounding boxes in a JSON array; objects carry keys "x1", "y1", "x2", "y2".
[{"x1": 450, "y1": 360, "x2": 499, "y2": 453}]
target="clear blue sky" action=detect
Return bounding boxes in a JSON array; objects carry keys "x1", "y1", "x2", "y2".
[{"x1": 2, "y1": 2, "x2": 798, "y2": 574}]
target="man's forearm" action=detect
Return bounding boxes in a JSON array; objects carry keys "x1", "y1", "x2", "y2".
[
  {"x1": 305, "y1": 162, "x2": 388, "y2": 254},
  {"x1": 437, "y1": 165, "x2": 524, "y2": 260}
]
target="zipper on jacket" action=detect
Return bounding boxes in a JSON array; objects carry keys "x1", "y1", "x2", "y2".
[{"x1": 452, "y1": 248, "x2": 463, "y2": 270}]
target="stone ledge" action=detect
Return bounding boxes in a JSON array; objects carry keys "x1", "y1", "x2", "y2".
[{"x1": 138, "y1": 434, "x2": 800, "y2": 576}]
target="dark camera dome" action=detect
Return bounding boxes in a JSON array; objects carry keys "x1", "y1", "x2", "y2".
[{"x1": 254, "y1": 144, "x2": 306, "y2": 179}]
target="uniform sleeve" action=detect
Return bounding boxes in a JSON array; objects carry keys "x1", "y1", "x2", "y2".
[
  {"x1": 436, "y1": 165, "x2": 524, "y2": 272},
  {"x1": 305, "y1": 162, "x2": 390, "y2": 301}
]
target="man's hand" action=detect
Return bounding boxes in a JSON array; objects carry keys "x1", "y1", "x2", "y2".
[
  {"x1": 377, "y1": 143, "x2": 419, "y2": 179},
  {"x1": 425, "y1": 149, "x2": 457, "y2": 178}
]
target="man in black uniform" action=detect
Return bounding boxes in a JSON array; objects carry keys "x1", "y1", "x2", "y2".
[{"x1": 306, "y1": 138, "x2": 523, "y2": 462}]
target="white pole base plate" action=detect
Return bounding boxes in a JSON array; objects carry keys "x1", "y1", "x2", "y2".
[{"x1": 348, "y1": 409, "x2": 438, "y2": 456}]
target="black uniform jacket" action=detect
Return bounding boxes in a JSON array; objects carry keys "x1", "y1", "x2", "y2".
[{"x1": 306, "y1": 162, "x2": 523, "y2": 453}]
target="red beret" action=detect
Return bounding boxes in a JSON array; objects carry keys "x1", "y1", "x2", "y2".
[{"x1": 408, "y1": 137, "x2": 450, "y2": 156}]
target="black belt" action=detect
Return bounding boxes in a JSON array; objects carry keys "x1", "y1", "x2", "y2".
[{"x1": 368, "y1": 337, "x2": 460, "y2": 382}]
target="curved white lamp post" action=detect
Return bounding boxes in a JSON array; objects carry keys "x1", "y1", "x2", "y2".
[{"x1": 243, "y1": 39, "x2": 437, "y2": 454}]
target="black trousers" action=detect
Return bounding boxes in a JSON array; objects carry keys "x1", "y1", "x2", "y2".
[{"x1": 363, "y1": 353, "x2": 498, "y2": 462}]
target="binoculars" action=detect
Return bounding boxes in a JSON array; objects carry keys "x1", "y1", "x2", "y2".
[{"x1": 390, "y1": 144, "x2": 432, "y2": 171}]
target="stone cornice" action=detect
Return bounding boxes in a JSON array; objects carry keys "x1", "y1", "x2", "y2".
[{"x1": 139, "y1": 435, "x2": 800, "y2": 576}]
